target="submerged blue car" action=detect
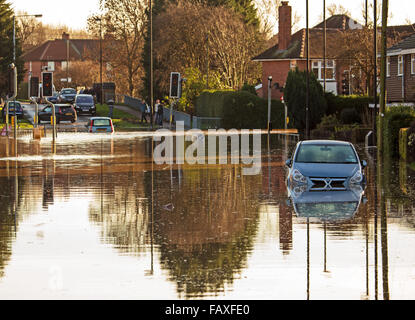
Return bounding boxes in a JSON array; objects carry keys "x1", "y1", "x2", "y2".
[{"x1": 286, "y1": 140, "x2": 367, "y2": 191}]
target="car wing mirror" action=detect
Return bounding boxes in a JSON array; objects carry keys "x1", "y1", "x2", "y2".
[
  {"x1": 361, "y1": 160, "x2": 367, "y2": 168},
  {"x1": 285, "y1": 159, "x2": 292, "y2": 167}
]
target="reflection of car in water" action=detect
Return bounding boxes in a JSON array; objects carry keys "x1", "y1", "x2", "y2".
[
  {"x1": 287, "y1": 184, "x2": 366, "y2": 221},
  {"x1": 286, "y1": 140, "x2": 367, "y2": 191}
]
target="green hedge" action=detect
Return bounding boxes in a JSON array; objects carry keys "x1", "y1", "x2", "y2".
[
  {"x1": 383, "y1": 107, "x2": 415, "y2": 158},
  {"x1": 325, "y1": 93, "x2": 373, "y2": 123},
  {"x1": 196, "y1": 90, "x2": 285, "y2": 129}
]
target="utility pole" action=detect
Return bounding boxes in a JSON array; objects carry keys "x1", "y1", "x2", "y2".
[
  {"x1": 378, "y1": 0, "x2": 389, "y2": 154},
  {"x1": 267, "y1": 76, "x2": 272, "y2": 133},
  {"x1": 323, "y1": 0, "x2": 327, "y2": 93},
  {"x1": 372, "y1": 0, "x2": 378, "y2": 146},
  {"x1": 150, "y1": 0, "x2": 154, "y2": 128},
  {"x1": 305, "y1": 0, "x2": 310, "y2": 140}
]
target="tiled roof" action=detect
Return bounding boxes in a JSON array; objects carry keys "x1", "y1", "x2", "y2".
[
  {"x1": 388, "y1": 33, "x2": 415, "y2": 52},
  {"x1": 253, "y1": 28, "x2": 342, "y2": 60},
  {"x1": 22, "y1": 39, "x2": 99, "y2": 62},
  {"x1": 254, "y1": 13, "x2": 415, "y2": 62},
  {"x1": 313, "y1": 14, "x2": 362, "y2": 30}
]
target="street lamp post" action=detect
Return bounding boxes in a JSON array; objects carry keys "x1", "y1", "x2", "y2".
[
  {"x1": 305, "y1": 0, "x2": 310, "y2": 140},
  {"x1": 94, "y1": 17, "x2": 103, "y2": 105}
]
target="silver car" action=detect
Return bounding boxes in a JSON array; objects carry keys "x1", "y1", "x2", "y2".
[{"x1": 285, "y1": 140, "x2": 367, "y2": 191}]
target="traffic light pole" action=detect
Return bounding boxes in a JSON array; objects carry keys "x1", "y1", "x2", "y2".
[{"x1": 45, "y1": 98, "x2": 56, "y2": 143}]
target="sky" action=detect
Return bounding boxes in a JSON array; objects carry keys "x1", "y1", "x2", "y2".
[{"x1": 10, "y1": 0, "x2": 415, "y2": 32}]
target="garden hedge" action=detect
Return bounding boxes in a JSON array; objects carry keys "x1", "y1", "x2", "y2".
[{"x1": 196, "y1": 90, "x2": 285, "y2": 129}]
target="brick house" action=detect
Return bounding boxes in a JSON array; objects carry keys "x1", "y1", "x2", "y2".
[
  {"x1": 253, "y1": 1, "x2": 415, "y2": 101},
  {"x1": 386, "y1": 33, "x2": 415, "y2": 102},
  {"x1": 22, "y1": 32, "x2": 99, "y2": 83},
  {"x1": 253, "y1": 2, "x2": 366, "y2": 100}
]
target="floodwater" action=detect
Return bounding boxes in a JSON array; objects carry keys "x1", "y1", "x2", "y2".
[{"x1": 0, "y1": 131, "x2": 414, "y2": 300}]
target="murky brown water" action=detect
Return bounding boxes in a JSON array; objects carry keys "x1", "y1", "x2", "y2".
[{"x1": 0, "y1": 132, "x2": 414, "y2": 300}]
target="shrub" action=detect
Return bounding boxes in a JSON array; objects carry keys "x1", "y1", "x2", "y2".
[
  {"x1": 284, "y1": 69, "x2": 327, "y2": 131},
  {"x1": 240, "y1": 83, "x2": 257, "y2": 96},
  {"x1": 195, "y1": 90, "x2": 285, "y2": 129},
  {"x1": 340, "y1": 108, "x2": 360, "y2": 124},
  {"x1": 383, "y1": 107, "x2": 415, "y2": 158},
  {"x1": 325, "y1": 93, "x2": 373, "y2": 125}
]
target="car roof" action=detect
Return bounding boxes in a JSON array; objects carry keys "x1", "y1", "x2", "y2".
[
  {"x1": 91, "y1": 117, "x2": 112, "y2": 120},
  {"x1": 300, "y1": 140, "x2": 352, "y2": 146}
]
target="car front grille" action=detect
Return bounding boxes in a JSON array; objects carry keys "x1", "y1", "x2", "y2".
[{"x1": 310, "y1": 177, "x2": 347, "y2": 191}]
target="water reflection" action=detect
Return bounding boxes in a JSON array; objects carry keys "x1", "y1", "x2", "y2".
[{"x1": 0, "y1": 133, "x2": 414, "y2": 299}]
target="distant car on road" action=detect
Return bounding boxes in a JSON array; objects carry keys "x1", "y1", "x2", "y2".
[
  {"x1": 2, "y1": 101, "x2": 24, "y2": 121},
  {"x1": 285, "y1": 140, "x2": 367, "y2": 191},
  {"x1": 59, "y1": 88, "x2": 77, "y2": 103},
  {"x1": 74, "y1": 94, "x2": 96, "y2": 116},
  {"x1": 46, "y1": 91, "x2": 59, "y2": 104},
  {"x1": 87, "y1": 117, "x2": 114, "y2": 133},
  {"x1": 38, "y1": 104, "x2": 76, "y2": 124}
]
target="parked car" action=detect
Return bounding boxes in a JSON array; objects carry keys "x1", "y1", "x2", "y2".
[
  {"x1": 38, "y1": 104, "x2": 76, "y2": 124},
  {"x1": 59, "y1": 88, "x2": 77, "y2": 103},
  {"x1": 46, "y1": 91, "x2": 60, "y2": 104},
  {"x1": 74, "y1": 94, "x2": 96, "y2": 115},
  {"x1": 285, "y1": 140, "x2": 367, "y2": 191},
  {"x1": 87, "y1": 117, "x2": 114, "y2": 133},
  {"x1": 2, "y1": 101, "x2": 24, "y2": 121}
]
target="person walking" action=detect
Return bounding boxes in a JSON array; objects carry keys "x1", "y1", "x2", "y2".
[
  {"x1": 158, "y1": 101, "x2": 164, "y2": 126},
  {"x1": 154, "y1": 99, "x2": 160, "y2": 125},
  {"x1": 141, "y1": 100, "x2": 149, "y2": 123}
]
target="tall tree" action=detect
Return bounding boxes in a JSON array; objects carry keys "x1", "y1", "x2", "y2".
[
  {"x1": 88, "y1": 0, "x2": 147, "y2": 97},
  {"x1": 0, "y1": 0, "x2": 25, "y2": 98}
]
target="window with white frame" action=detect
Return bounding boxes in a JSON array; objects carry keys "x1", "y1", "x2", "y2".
[
  {"x1": 386, "y1": 57, "x2": 390, "y2": 77},
  {"x1": 311, "y1": 60, "x2": 336, "y2": 81},
  {"x1": 47, "y1": 61, "x2": 55, "y2": 72},
  {"x1": 398, "y1": 55, "x2": 404, "y2": 76},
  {"x1": 411, "y1": 54, "x2": 415, "y2": 75},
  {"x1": 61, "y1": 61, "x2": 70, "y2": 70}
]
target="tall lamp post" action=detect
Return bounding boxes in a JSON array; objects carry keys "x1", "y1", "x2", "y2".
[
  {"x1": 305, "y1": 0, "x2": 310, "y2": 140},
  {"x1": 94, "y1": 17, "x2": 103, "y2": 105}
]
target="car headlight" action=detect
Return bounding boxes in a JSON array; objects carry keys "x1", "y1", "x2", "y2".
[
  {"x1": 292, "y1": 169, "x2": 307, "y2": 183},
  {"x1": 350, "y1": 171, "x2": 363, "y2": 184}
]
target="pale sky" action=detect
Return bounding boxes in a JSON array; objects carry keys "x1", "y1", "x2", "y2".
[{"x1": 10, "y1": 0, "x2": 415, "y2": 31}]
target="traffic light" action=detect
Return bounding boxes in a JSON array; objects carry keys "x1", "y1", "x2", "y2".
[
  {"x1": 170, "y1": 72, "x2": 181, "y2": 98},
  {"x1": 30, "y1": 77, "x2": 39, "y2": 97},
  {"x1": 42, "y1": 72, "x2": 53, "y2": 97},
  {"x1": 342, "y1": 70, "x2": 350, "y2": 95}
]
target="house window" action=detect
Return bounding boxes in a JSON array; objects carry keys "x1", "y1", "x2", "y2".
[
  {"x1": 411, "y1": 54, "x2": 415, "y2": 75},
  {"x1": 387, "y1": 57, "x2": 390, "y2": 77},
  {"x1": 47, "y1": 61, "x2": 55, "y2": 72},
  {"x1": 61, "y1": 61, "x2": 70, "y2": 70},
  {"x1": 290, "y1": 60, "x2": 297, "y2": 71},
  {"x1": 312, "y1": 60, "x2": 336, "y2": 81},
  {"x1": 398, "y1": 55, "x2": 404, "y2": 76}
]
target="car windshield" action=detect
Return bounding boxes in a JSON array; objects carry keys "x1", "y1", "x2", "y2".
[
  {"x1": 62, "y1": 89, "x2": 76, "y2": 94},
  {"x1": 295, "y1": 144, "x2": 358, "y2": 164},
  {"x1": 93, "y1": 119, "x2": 111, "y2": 127},
  {"x1": 76, "y1": 96, "x2": 93, "y2": 103},
  {"x1": 7, "y1": 102, "x2": 21, "y2": 109}
]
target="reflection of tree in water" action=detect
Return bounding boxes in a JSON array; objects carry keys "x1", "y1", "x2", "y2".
[
  {"x1": 89, "y1": 171, "x2": 150, "y2": 255},
  {"x1": 0, "y1": 175, "x2": 24, "y2": 278},
  {"x1": 151, "y1": 166, "x2": 262, "y2": 298}
]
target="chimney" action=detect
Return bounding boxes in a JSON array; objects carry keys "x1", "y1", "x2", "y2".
[
  {"x1": 278, "y1": 1, "x2": 292, "y2": 50},
  {"x1": 62, "y1": 32, "x2": 70, "y2": 40}
]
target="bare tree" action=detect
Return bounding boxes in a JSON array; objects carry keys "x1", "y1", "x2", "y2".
[
  {"x1": 327, "y1": 3, "x2": 351, "y2": 17},
  {"x1": 88, "y1": 0, "x2": 147, "y2": 96},
  {"x1": 153, "y1": 1, "x2": 266, "y2": 93}
]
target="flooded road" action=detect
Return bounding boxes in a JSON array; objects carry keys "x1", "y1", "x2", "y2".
[{"x1": 0, "y1": 132, "x2": 414, "y2": 300}]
